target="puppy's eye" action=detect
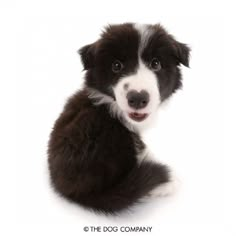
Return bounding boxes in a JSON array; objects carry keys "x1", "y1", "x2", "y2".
[
  {"x1": 112, "y1": 60, "x2": 123, "y2": 73},
  {"x1": 150, "y1": 58, "x2": 161, "y2": 71}
]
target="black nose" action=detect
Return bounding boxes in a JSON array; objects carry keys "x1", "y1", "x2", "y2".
[{"x1": 126, "y1": 90, "x2": 149, "y2": 109}]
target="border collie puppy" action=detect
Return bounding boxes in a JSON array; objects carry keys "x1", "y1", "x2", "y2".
[{"x1": 48, "y1": 23, "x2": 190, "y2": 214}]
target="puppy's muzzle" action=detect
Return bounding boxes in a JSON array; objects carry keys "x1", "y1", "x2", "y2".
[{"x1": 126, "y1": 89, "x2": 149, "y2": 110}]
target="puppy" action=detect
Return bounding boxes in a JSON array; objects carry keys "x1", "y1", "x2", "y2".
[{"x1": 48, "y1": 23, "x2": 190, "y2": 214}]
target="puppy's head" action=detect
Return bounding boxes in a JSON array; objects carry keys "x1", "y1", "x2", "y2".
[{"x1": 79, "y1": 23, "x2": 190, "y2": 127}]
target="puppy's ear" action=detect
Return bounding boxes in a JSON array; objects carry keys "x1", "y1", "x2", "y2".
[
  {"x1": 78, "y1": 43, "x2": 96, "y2": 70},
  {"x1": 173, "y1": 41, "x2": 190, "y2": 67}
]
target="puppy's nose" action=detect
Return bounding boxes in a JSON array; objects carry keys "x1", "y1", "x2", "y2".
[{"x1": 126, "y1": 90, "x2": 149, "y2": 109}]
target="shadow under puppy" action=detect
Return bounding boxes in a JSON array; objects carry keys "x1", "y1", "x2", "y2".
[{"x1": 48, "y1": 23, "x2": 190, "y2": 214}]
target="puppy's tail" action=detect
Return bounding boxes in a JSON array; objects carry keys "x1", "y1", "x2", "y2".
[{"x1": 77, "y1": 162, "x2": 169, "y2": 214}]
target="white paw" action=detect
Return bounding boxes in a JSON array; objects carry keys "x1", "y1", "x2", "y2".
[{"x1": 148, "y1": 176, "x2": 181, "y2": 198}]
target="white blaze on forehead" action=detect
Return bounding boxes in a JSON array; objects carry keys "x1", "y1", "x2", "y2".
[{"x1": 134, "y1": 23, "x2": 155, "y2": 54}]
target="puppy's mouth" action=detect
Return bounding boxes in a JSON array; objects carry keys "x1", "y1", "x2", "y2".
[{"x1": 128, "y1": 112, "x2": 148, "y2": 122}]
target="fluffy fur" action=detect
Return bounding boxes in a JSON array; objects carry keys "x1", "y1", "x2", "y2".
[{"x1": 48, "y1": 23, "x2": 190, "y2": 214}]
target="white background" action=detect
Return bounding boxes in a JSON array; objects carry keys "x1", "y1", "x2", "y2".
[{"x1": 1, "y1": 0, "x2": 235, "y2": 235}]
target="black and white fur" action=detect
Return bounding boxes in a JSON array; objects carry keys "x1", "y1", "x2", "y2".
[{"x1": 48, "y1": 23, "x2": 190, "y2": 214}]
